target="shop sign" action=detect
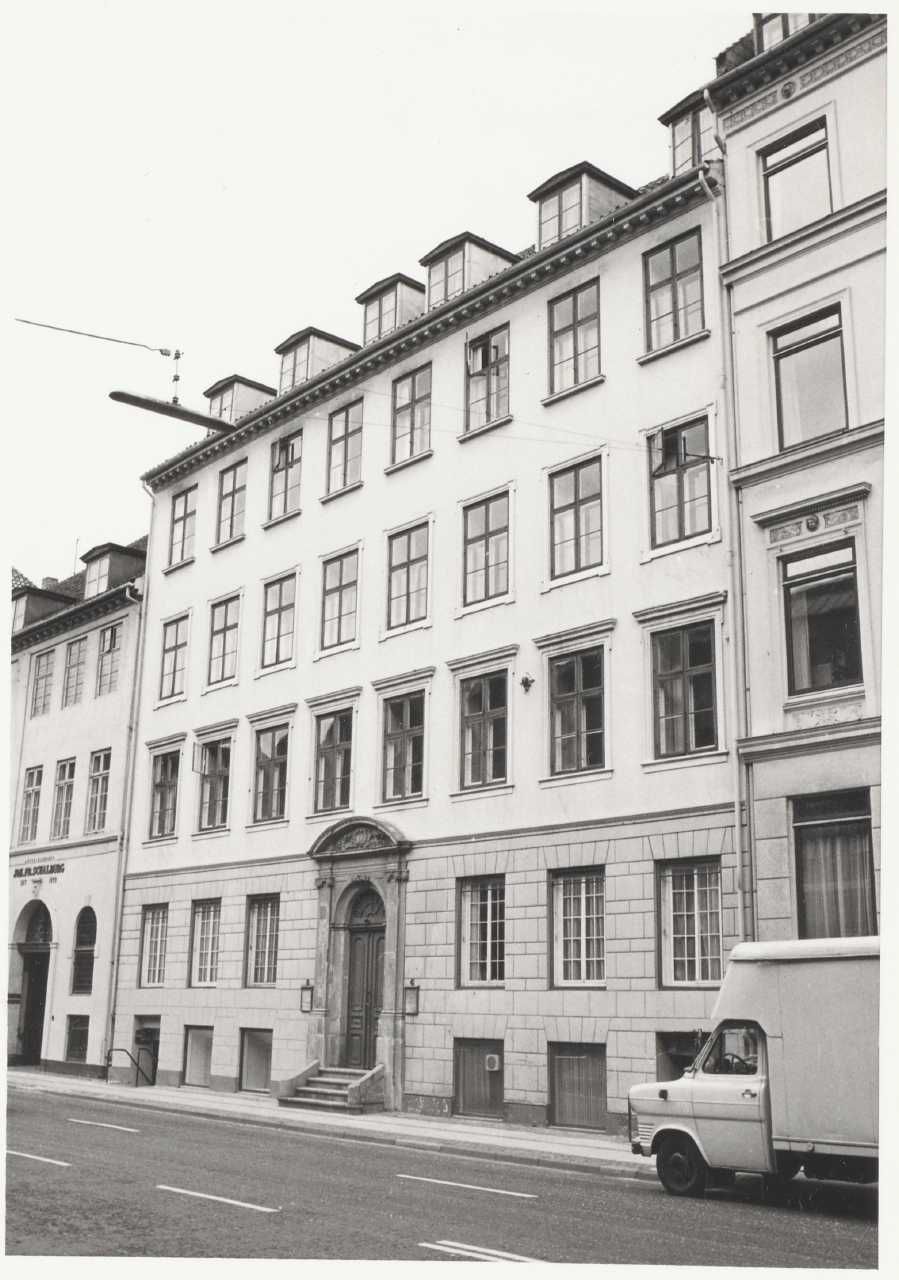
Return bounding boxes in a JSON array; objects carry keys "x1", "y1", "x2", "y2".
[{"x1": 13, "y1": 863, "x2": 66, "y2": 880}]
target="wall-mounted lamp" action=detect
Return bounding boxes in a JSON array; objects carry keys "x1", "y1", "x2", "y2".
[
  {"x1": 403, "y1": 978, "x2": 420, "y2": 1017},
  {"x1": 520, "y1": 674, "x2": 535, "y2": 693},
  {"x1": 300, "y1": 979, "x2": 314, "y2": 1013}
]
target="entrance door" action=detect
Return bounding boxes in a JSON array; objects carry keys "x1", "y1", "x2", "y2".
[
  {"x1": 21, "y1": 952, "x2": 50, "y2": 1064},
  {"x1": 345, "y1": 890, "x2": 385, "y2": 1070},
  {"x1": 550, "y1": 1042, "x2": 607, "y2": 1129},
  {"x1": 454, "y1": 1039, "x2": 504, "y2": 1117}
]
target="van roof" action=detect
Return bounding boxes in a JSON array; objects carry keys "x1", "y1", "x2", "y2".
[{"x1": 729, "y1": 937, "x2": 879, "y2": 963}]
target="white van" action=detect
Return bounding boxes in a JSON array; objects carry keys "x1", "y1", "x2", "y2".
[{"x1": 628, "y1": 936, "x2": 878, "y2": 1195}]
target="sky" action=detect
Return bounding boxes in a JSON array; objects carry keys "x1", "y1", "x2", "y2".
[{"x1": 5, "y1": 0, "x2": 753, "y2": 584}]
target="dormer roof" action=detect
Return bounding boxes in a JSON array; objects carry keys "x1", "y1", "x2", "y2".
[
  {"x1": 273, "y1": 326, "x2": 360, "y2": 356},
  {"x1": 81, "y1": 541, "x2": 147, "y2": 565},
  {"x1": 202, "y1": 374, "x2": 276, "y2": 399},
  {"x1": 354, "y1": 272, "x2": 425, "y2": 305},
  {"x1": 12, "y1": 567, "x2": 36, "y2": 594},
  {"x1": 527, "y1": 161, "x2": 638, "y2": 203},
  {"x1": 419, "y1": 232, "x2": 520, "y2": 267}
]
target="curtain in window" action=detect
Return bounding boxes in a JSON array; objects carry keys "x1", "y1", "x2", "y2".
[{"x1": 796, "y1": 820, "x2": 876, "y2": 938}]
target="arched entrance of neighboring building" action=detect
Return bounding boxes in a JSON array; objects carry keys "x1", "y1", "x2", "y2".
[
  {"x1": 16, "y1": 902, "x2": 52, "y2": 1065},
  {"x1": 345, "y1": 887, "x2": 386, "y2": 1071}
]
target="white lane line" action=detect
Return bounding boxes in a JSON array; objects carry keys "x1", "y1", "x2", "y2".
[
  {"x1": 156, "y1": 1184, "x2": 280, "y2": 1214},
  {"x1": 7, "y1": 1150, "x2": 71, "y2": 1167},
  {"x1": 68, "y1": 1118, "x2": 140, "y2": 1134},
  {"x1": 398, "y1": 1173, "x2": 536, "y2": 1199},
  {"x1": 419, "y1": 1243, "x2": 504, "y2": 1262},
  {"x1": 439, "y1": 1240, "x2": 541, "y2": 1262}
]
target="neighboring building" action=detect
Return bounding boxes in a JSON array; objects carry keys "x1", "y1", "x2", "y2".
[{"x1": 9, "y1": 541, "x2": 147, "y2": 1075}]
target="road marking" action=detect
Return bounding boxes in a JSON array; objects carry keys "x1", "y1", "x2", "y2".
[
  {"x1": 7, "y1": 1150, "x2": 71, "y2": 1167},
  {"x1": 68, "y1": 1118, "x2": 140, "y2": 1134},
  {"x1": 398, "y1": 1173, "x2": 537, "y2": 1199},
  {"x1": 420, "y1": 1240, "x2": 541, "y2": 1263},
  {"x1": 419, "y1": 1243, "x2": 504, "y2": 1262},
  {"x1": 156, "y1": 1185, "x2": 280, "y2": 1214}
]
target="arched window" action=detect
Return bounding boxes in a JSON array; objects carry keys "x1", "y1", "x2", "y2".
[
  {"x1": 72, "y1": 907, "x2": 97, "y2": 994},
  {"x1": 25, "y1": 903, "x2": 52, "y2": 945}
]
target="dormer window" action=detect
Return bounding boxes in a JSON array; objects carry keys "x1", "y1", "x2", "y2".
[
  {"x1": 539, "y1": 181, "x2": 581, "y2": 249},
  {"x1": 364, "y1": 289, "x2": 398, "y2": 343},
  {"x1": 84, "y1": 556, "x2": 110, "y2": 600},
  {"x1": 428, "y1": 251, "x2": 464, "y2": 307},
  {"x1": 279, "y1": 341, "x2": 310, "y2": 395},
  {"x1": 209, "y1": 387, "x2": 234, "y2": 421},
  {"x1": 671, "y1": 107, "x2": 719, "y2": 176},
  {"x1": 755, "y1": 13, "x2": 816, "y2": 52},
  {"x1": 12, "y1": 596, "x2": 26, "y2": 632},
  {"x1": 529, "y1": 164, "x2": 637, "y2": 252}
]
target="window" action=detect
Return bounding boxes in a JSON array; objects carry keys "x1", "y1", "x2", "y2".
[
  {"x1": 169, "y1": 486, "x2": 197, "y2": 565},
  {"x1": 261, "y1": 575, "x2": 295, "y2": 667},
  {"x1": 50, "y1": 758, "x2": 76, "y2": 841},
  {"x1": 460, "y1": 878, "x2": 505, "y2": 984},
  {"x1": 428, "y1": 251, "x2": 464, "y2": 306},
  {"x1": 140, "y1": 905, "x2": 168, "y2": 986},
  {"x1": 644, "y1": 230, "x2": 704, "y2": 352},
  {"x1": 72, "y1": 907, "x2": 97, "y2": 994},
  {"x1": 327, "y1": 401, "x2": 363, "y2": 494},
  {"x1": 383, "y1": 692, "x2": 424, "y2": 802},
  {"x1": 197, "y1": 738, "x2": 230, "y2": 830},
  {"x1": 463, "y1": 492, "x2": 509, "y2": 605},
  {"x1": 648, "y1": 418, "x2": 711, "y2": 548},
  {"x1": 660, "y1": 862, "x2": 722, "y2": 985},
  {"x1": 246, "y1": 896, "x2": 279, "y2": 985},
  {"x1": 773, "y1": 307, "x2": 847, "y2": 448},
  {"x1": 253, "y1": 724, "x2": 288, "y2": 822},
  {"x1": 62, "y1": 637, "x2": 87, "y2": 708},
  {"x1": 209, "y1": 387, "x2": 234, "y2": 421},
  {"x1": 13, "y1": 596, "x2": 26, "y2": 632},
  {"x1": 553, "y1": 870, "x2": 605, "y2": 985},
  {"x1": 31, "y1": 650, "x2": 54, "y2": 716},
  {"x1": 149, "y1": 750, "x2": 179, "y2": 838},
  {"x1": 391, "y1": 366, "x2": 431, "y2": 464},
  {"x1": 65, "y1": 1015, "x2": 90, "y2": 1062},
  {"x1": 96, "y1": 623, "x2": 122, "y2": 696},
  {"x1": 19, "y1": 766, "x2": 42, "y2": 842},
  {"x1": 550, "y1": 457, "x2": 602, "y2": 577},
  {"x1": 190, "y1": 899, "x2": 221, "y2": 986},
  {"x1": 364, "y1": 289, "x2": 397, "y2": 343},
  {"x1": 466, "y1": 326, "x2": 509, "y2": 432},
  {"x1": 315, "y1": 710, "x2": 353, "y2": 813},
  {"x1": 86, "y1": 749, "x2": 111, "y2": 834},
  {"x1": 84, "y1": 556, "x2": 110, "y2": 600},
  {"x1": 793, "y1": 790, "x2": 877, "y2": 938},
  {"x1": 783, "y1": 542, "x2": 862, "y2": 695},
  {"x1": 321, "y1": 550, "x2": 358, "y2": 649},
  {"x1": 671, "y1": 106, "x2": 719, "y2": 175},
  {"x1": 550, "y1": 649, "x2": 604, "y2": 774},
  {"x1": 460, "y1": 671, "x2": 507, "y2": 789},
  {"x1": 549, "y1": 281, "x2": 600, "y2": 394},
  {"x1": 756, "y1": 12, "x2": 817, "y2": 52},
  {"x1": 160, "y1": 616, "x2": 189, "y2": 700},
  {"x1": 652, "y1": 622, "x2": 717, "y2": 758},
  {"x1": 207, "y1": 596, "x2": 239, "y2": 685},
  {"x1": 269, "y1": 430, "x2": 302, "y2": 519},
  {"x1": 388, "y1": 523, "x2": 428, "y2": 629},
  {"x1": 762, "y1": 119, "x2": 831, "y2": 241},
  {"x1": 702, "y1": 1024, "x2": 759, "y2": 1075},
  {"x1": 216, "y1": 460, "x2": 247, "y2": 544},
  {"x1": 539, "y1": 181, "x2": 581, "y2": 248},
  {"x1": 279, "y1": 341, "x2": 309, "y2": 394}
]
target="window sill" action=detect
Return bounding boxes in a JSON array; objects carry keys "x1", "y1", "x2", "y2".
[
  {"x1": 540, "y1": 564, "x2": 609, "y2": 595},
  {"x1": 449, "y1": 783, "x2": 514, "y2": 803},
  {"x1": 154, "y1": 694, "x2": 188, "y2": 711},
  {"x1": 552, "y1": 982, "x2": 608, "y2": 991},
  {"x1": 141, "y1": 835, "x2": 178, "y2": 848},
  {"x1": 641, "y1": 749, "x2": 728, "y2": 774},
  {"x1": 210, "y1": 534, "x2": 246, "y2": 555},
  {"x1": 458, "y1": 414, "x2": 513, "y2": 443},
  {"x1": 637, "y1": 329, "x2": 711, "y2": 365},
  {"x1": 454, "y1": 592, "x2": 515, "y2": 621},
  {"x1": 262, "y1": 509, "x2": 301, "y2": 531},
  {"x1": 192, "y1": 827, "x2": 230, "y2": 841},
  {"x1": 385, "y1": 449, "x2": 433, "y2": 476},
  {"x1": 202, "y1": 677, "x2": 239, "y2": 696},
  {"x1": 372, "y1": 795, "x2": 429, "y2": 813},
  {"x1": 245, "y1": 818, "x2": 289, "y2": 832},
  {"x1": 539, "y1": 768, "x2": 613, "y2": 788},
  {"x1": 305, "y1": 807, "x2": 351, "y2": 824},
  {"x1": 321, "y1": 480, "x2": 363, "y2": 505},
  {"x1": 380, "y1": 618, "x2": 432, "y2": 643},
  {"x1": 541, "y1": 375, "x2": 606, "y2": 408},
  {"x1": 783, "y1": 684, "x2": 865, "y2": 712},
  {"x1": 660, "y1": 982, "x2": 722, "y2": 991},
  {"x1": 255, "y1": 659, "x2": 297, "y2": 680},
  {"x1": 640, "y1": 528, "x2": 721, "y2": 564},
  {"x1": 163, "y1": 557, "x2": 195, "y2": 576},
  {"x1": 313, "y1": 639, "x2": 361, "y2": 662},
  {"x1": 460, "y1": 982, "x2": 506, "y2": 990}
]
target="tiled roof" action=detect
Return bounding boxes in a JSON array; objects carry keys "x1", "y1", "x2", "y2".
[{"x1": 12, "y1": 567, "x2": 35, "y2": 592}]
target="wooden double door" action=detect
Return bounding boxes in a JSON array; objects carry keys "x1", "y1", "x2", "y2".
[
  {"x1": 20, "y1": 951, "x2": 50, "y2": 1064},
  {"x1": 344, "y1": 891, "x2": 386, "y2": 1070}
]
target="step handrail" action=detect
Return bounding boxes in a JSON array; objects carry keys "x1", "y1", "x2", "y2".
[{"x1": 105, "y1": 1046, "x2": 154, "y2": 1087}]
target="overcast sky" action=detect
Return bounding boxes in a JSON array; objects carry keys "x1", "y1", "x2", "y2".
[{"x1": 8, "y1": 2, "x2": 754, "y2": 581}]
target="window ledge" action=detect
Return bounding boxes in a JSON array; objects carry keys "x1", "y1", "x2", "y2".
[
  {"x1": 245, "y1": 818, "x2": 289, "y2": 832},
  {"x1": 305, "y1": 808, "x2": 351, "y2": 824},
  {"x1": 372, "y1": 796, "x2": 429, "y2": 813},
  {"x1": 454, "y1": 593, "x2": 515, "y2": 621},
  {"x1": 640, "y1": 529, "x2": 721, "y2": 563},
  {"x1": 162, "y1": 557, "x2": 195, "y2": 576},
  {"x1": 458, "y1": 414, "x2": 513, "y2": 443},
  {"x1": 539, "y1": 768, "x2": 613, "y2": 788},
  {"x1": 191, "y1": 827, "x2": 230, "y2": 841},
  {"x1": 540, "y1": 564, "x2": 609, "y2": 595},
  {"x1": 449, "y1": 783, "x2": 514, "y2": 803},
  {"x1": 314, "y1": 639, "x2": 361, "y2": 662},
  {"x1": 552, "y1": 983, "x2": 608, "y2": 991},
  {"x1": 460, "y1": 982, "x2": 506, "y2": 990},
  {"x1": 154, "y1": 694, "x2": 188, "y2": 710},
  {"x1": 637, "y1": 329, "x2": 711, "y2": 366},
  {"x1": 380, "y1": 618, "x2": 432, "y2": 643},
  {"x1": 541, "y1": 375, "x2": 606, "y2": 407},
  {"x1": 262, "y1": 509, "x2": 301, "y2": 531},
  {"x1": 385, "y1": 449, "x2": 434, "y2": 476},
  {"x1": 321, "y1": 480, "x2": 363, "y2": 505},
  {"x1": 784, "y1": 684, "x2": 865, "y2": 712},
  {"x1": 210, "y1": 534, "x2": 246, "y2": 555},
  {"x1": 203, "y1": 677, "x2": 239, "y2": 696},
  {"x1": 641, "y1": 749, "x2": 728, "y2": 774},
  {"x1": 141, "y1": 836, "x2": 178, "y2": 848},
  {"x1": 255, "y1": 659, "x2": 297, "y2": 680}
]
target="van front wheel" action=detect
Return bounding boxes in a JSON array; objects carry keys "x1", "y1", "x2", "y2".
[{"x1": 657, "y1": 1135, "x2": 708, "y2": 1197}]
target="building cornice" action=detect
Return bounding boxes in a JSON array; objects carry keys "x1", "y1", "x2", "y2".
[
  {"x1": 737, "y1": 717, "x2": 881, "y2": 763},
  {"x1": 632, "y1": 590, "x2": 727, "y2": 626},
  {"x1": 751, "y1": 483, "x2": 872, "y2": 529},
  {"x1": 10, "y1": 584, "x2": 139, "y2": 654},
  {"x1": 730, "y1": 421, "x2": 883, "y2": 490}
]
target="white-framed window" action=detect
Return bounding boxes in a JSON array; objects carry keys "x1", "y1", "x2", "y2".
[
  {"x1": 755, "y1": 12, "x2": 817, "y2": 53},
  {"x1": 447, "y1": 645, "x2": 518, "y2": 795},
  {"x1": 364, "y1": 288, "x2": 397, "y2": 343},
  {"x1": 50, "y1": 758, "x2": 76, "y2": 841},
  {"x1": 71, "y1": 907, "x2": 97, "y2": 995},
  {"x1": 169, "y1": 486, "x2": 197, "y2": 565},
  {"x1": 85, "y1": 749, "x2": 111, "y2": 834},
  {"x1": 209, "y1": 387, "x2": 234, "y2": 421},
  {"x1": 460, "y1": 877, "x2": 505, "y2": 986},
  {"x1": 207, "y1": 594, "x2": 240, "y2": 686},
  {"x1": 269, "y1": 429, "x2": 302, "y2": 520},
  {"x1": 670, "y1": 106, "x2": 719, "y2": 176},
  {"x1": 149, "y1": 749, "x2": 180, "y2": 838},
  {"x1": 465, "y1": 325, "x2": 509, "y2": 433},
  {"x1": 31, "y1": 650, "x2": 54, "y2": 717},
  {"x1": 552, "y1": 869, "x2": 605, "y2": 986},
  {"x1": 548, "y1": 279, "x2": 600, "y2": 395},
  {"x1": 140, "y1": 904, "x2": 168, "y2": 987},
  {"x1": 84, "y1": 556, "x2": 110, "y2": 600},
  {"x1": 387, "y1": 520, "x2": 429, "y2": 631},
  {"x1": 190, "y1": 899, "x2": 221, "y2": 986},
  {"x1": 793, "y1": 789, "x2": 877, "y2": 939},
  {"x1": 19, "y1": 766, "x2": 43, "y2": 843},
  {"x1": 216, "y1": 459, "x2": 247, "y2": 544},
  {"x1": 96, "y1": 623, "x2": 122, "y2": 696},
  {"x1": 320, "y1": 547, "x2": 359, "y2": 650},
  {"x1": 327, "y1": 400, "x2": 363, "y2": 495},
  {"x1": 391, "y1": 365, "x2": 431, "y2": 465},
  {"x1": 534, "y1": 620, "x2": 615, "y2": 782},
  {"x1": 659, "y1": 861, "x2": 722, "y2": 986},
  {"x1": 62, "y1": 636, "x2": 87, "y2": 707},
  {"x1": 314, "y1": 708, "x2": 353, "y2": 814},
  {"x1": 160, "y1": 615, "x2": 189, "y2": 700},
  {"x1": 261, "y1": 572, "x2": 297, "y2": 669},
  {"x1": 372, "y1": 667, "x2": 434, "y2": 810},
  {"x1": 246, "y1": 895, "x2": 279, "y2": 986},
  {"x1": 462, "y1": 489, "x2": 509, "y2": 606},
  {"x1": 761, "y1": 117, "x2": 831, "y2": 242},
  {"x1": 279, "y1": 341, "x2": 309, "y2": 394},
  {"x1": 782, "y1": 540, "x2": 862, "y2": 696},
  {"x1": 12, "y1": 595, "x2": 26, "y2": 632},
  {"x1": 195, "y1": 737, "x2": 231, "y2": 830},
  {"x1": 549, "y1": 454, "x2": 603, "y2": 579},
  {"x1": 643, "y1": 229, "x2": 704, "y2": 353},
  {"x1": 253, "y1": 723, "x2": 289, "y2": 822},
  {"x1": 772, "y1": 306, "x2": 847, "y2": 449},
  {"x1": 539, "y1": 180, "x2": 581, "y2": 248},
  {"x1": 639, "y1": 406, "x2": 720, "y2": 563},
  {"x1": 427, "y1": 251, "x2": 464, "y2": 307}
]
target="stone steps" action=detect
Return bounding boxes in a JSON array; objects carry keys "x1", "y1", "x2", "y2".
[{"x1": 277, "y1": 1066, "x2": 381, "y2": 1114}]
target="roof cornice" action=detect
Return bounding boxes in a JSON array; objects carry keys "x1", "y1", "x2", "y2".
[
  {"x1": 11, "y1": 584, "x2": 140, "y2": 654},
  {"x1": 141, "y1": 167, "x2": 719, "y2": 491}
]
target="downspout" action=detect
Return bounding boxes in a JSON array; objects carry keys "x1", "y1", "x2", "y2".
[{"x1": 102, "y1": 485, "x2": 156, "y2": 1067}]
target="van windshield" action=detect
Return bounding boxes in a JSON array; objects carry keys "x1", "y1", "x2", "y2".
[{"x1": 702, "y1": 1024, "x2": 759, "y2": 1075}]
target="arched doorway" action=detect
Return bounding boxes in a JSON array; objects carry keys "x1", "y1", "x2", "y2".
[
  {"x1": 345, "y1": 888, "x2": 385, "y2": 1070},
  {"x1": 17, "y1": 902, "x2": 52, "y2": 1065}
]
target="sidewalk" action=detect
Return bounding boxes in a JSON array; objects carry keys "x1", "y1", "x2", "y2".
[{"x1": 7, "y1": 1067, "x2": 651, "y2": 1180}]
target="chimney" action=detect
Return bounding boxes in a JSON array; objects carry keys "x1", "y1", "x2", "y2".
[{"x1": 42, "y1": 577, "x2": 59, "y2": 590}]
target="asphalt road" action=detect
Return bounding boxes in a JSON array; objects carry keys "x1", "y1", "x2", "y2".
[{"x1": 6, "y1": 1090, "x2": 877, "y2": 1263}]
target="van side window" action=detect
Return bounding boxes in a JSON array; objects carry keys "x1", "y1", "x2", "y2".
[{"x1": 702, "y1": 1024, "x2": 759, "y2": 1076}]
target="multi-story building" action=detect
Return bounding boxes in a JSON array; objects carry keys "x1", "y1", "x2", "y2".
[{"x1": 9, "y1": 540, "x2": 146, "y2": 1075}]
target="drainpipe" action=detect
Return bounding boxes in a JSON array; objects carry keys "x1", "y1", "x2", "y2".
[{"x1": 102, "y1": 485, "x2": 155, "y2": 1068}]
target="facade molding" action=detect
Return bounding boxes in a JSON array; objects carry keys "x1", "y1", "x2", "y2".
[
  {"x1": 751, "y1": 483, "x2": 872, "y2": 529},
  {"x1": 737, "y1": 717, "x2": 881, "y2": 763},
  {"x1": 632, "y1": 591, "x2": 727, "y2": 626},
  {"x1": 11, "y1": 588, "x2": 138, "y2": 654},
  {"x1": 446, "y1": 643, "x2": 520, "y2": 673},
  {"x1": 533, "y1": 618, "x2": 617, "y2": 651},
  {"x1": 730, "y1": 422, "x2": 883, "y2": 490},
  {"x1": 371, "y1": 666, "x2": 436, "y2": 692},
  {"x1": 246, "y1": 701, "x2": 298, "y2": 724}
]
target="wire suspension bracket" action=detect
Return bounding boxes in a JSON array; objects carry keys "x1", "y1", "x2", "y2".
[{"x1": 15, "y1": 316, "x2": 183, "y2": 404}]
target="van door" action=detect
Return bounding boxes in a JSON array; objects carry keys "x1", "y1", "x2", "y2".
[{"x1": 693, "y1": 1022, "x2": 772, "y2": 1173}]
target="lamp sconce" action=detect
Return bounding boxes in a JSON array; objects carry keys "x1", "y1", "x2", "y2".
[
  {"x1": 403, "y1": 978, "x2": 420, "y2": 1017},
  {"x1": 300, "y1": 979, "x2": 314, "y2": 1013},
  {"x1": 520, "y1": 674, "x2": 535, "y2": 693}
]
